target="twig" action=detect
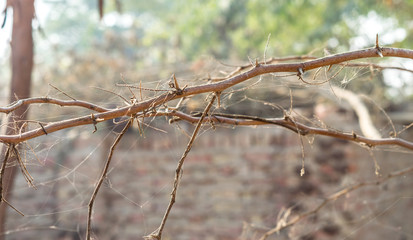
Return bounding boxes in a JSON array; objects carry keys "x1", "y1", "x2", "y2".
[
  {"x1": 0, "y1": 145, "x2": 12, "y2": 199},
  {"x1": 264, "y1": 33, "x2": 271, "y2": 65},
  {"x1": 116, "y1": 83, "x2": 169, "y2": 92},
  {"x1": 86, "y1": 118, "x2": 132, "y2": 240},
  {"x1": 0, "y1": 97, "x2": 111, "y2": 114},
  {"x1": 258, "y1": 165, "x2": 413, "y2": 240},
  {"x1": 0, "y1": 144, "x2": 24, "y2": 216},
  {"x1": 49, "y1": 83, "x2": 76, "y2": 101},
  {"x1": 145, "y1": 94, "x2": 217, "y2": 240},
  {"x1": 11, "y1": 145, "x2": 36, "y2": 189},
  {"x1": 92, "y1": 86, "x2": 130, "y2": 104},
  {"x1": 331, "y1": 86, "x2": 381, "y2": 139}
]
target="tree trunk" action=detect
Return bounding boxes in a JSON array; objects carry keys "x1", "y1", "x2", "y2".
[{"x1": 0, "y1": 0, "x2": 34, "y2": 238}]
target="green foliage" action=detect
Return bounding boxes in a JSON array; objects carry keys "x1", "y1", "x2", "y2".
[{"x1": 37, "y1": 0, "x2": 410, "y2": 61}]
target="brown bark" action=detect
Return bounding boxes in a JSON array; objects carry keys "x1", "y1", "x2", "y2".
[{"x1": 0, "y1": 0, "x2": 34, "y2": 238}]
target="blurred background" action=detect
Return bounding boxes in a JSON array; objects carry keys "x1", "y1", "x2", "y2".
[{"x1": 1, "y1": 0, "x2": 413, "y2": 239}]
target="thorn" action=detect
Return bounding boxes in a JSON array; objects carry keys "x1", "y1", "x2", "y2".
[
  {"x1": 91, "y1": 114, "x2": 98, "y2": 133},
  {"x1": 39, "y1": 123, "x2": 47, "y2": 135},
  {"x1": 169, "y1": 74, "x2": 185, "y2": 95},
  {"x1": 297, "y1": 67, "x2": 304, "y2": 81},
  {"x1": 255, "y1": 58, "x2": 260, "y2": 67},
  {"x1": 327, "y1": 65, "x2": 333, "y2": 72},
  {"x1": 173, "y1": 74, "x2": 179, "y2": 90},
  {"x1": 375, "y1": 33, "x2": 379, "y2": 48},
  {"x1": 298, "y1": 67, "x2": 304, "y2": 76},
  {"x1": 375, "y1": 33, "x2": 383, "y2": 58},
  {"x1": 169, "y1": 74, "x2": 179, "y2": 90},
  {"x1": 377, "y1": 49, "x2": 383, "y2": 58}
]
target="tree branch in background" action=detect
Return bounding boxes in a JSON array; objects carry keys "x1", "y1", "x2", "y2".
[
  {"x1": 330, "y1": 86, "x2": 381, "y2": 139},
  {"x1": 258, "y1": 165, "x2": 413, "y2": 240},
  {"x1": 0, "y1": 1, "x2": 34, "y2": 238}
]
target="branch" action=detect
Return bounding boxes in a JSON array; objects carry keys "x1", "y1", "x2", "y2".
[
  {"x1": 0, "y1": 97, "x2": 111, "y2": 114},
  {"x1": 258, "y1": 165, "x2": 413, "y2": 240},
  {"x1": 145, "y1": 94, "x2": 216, "y2": 240},
  {"x1": 86, "y1": 118, "x2": 132, "y2": 240},
  {"x1": 215, "y1": 55, "x2": 413, "y2": 81},
  {"x1": 330, "y1": 86, "x2": 381, "y2": 139},
  {"x1": 161, "y1": 111, "x2": 413, "y2": 150},
  {"x1": 1, "y1": 47, "x2": 413, "y2": 144},
  {"x1": 0, "y1": 144, "x2": 24, "y2": 216}
]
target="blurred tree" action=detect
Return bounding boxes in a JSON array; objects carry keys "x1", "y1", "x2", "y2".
[{"x1": 0, "y1": 1, "x2": 34, "y2": 239}]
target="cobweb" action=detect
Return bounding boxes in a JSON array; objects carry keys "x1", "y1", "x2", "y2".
[{"x1": 3, "y1": 59, "x2": 413, "y2": 240}]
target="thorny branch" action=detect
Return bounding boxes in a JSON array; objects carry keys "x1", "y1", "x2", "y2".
[
  {"x1": 1, "y1": 47, "x2": 413, "y2": 144},
  {"x1": 258, "y1": 165, "x2": 413, "y2": 240},
  {"x1": 0, "y1": 97, "x2": 110, "y2": 114},
  {"x1": 145, "y1": 94, "x2": 217, "y2": 240},
  {"x1": 86, "y1": 118, "x2": 132, "y2": 240},
  {"x1": 157, "y1": 111, "x2": 413, "y2": 150}
]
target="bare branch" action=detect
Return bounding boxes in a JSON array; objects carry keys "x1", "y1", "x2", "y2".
[
  {"x1": 48, "y1": 83, "x2": 76, "y2": 101},
  {"x1": 331, "y1": 86, "x2": 381, "y2": 139},
  {"x1": 0, "y1": 145, "x2": 11, "y2": 200},
  {"x1": 0, "y1": 97, "x2": 111, "y2": 114},
  {"x1": 86, "y1": 118, "x2": 132, "y2": 240},
  {"x1": 162, "y1": 111, "x2": 413, "y2": 150},
  {"x1": 258, "y1": 165, "x2": 413, "y2": 240},
  {"x1": 145, "y1": 94, "x2": 217, "y2": 240},
  {"x1": 11, "y1": 145, "x2": 35, "y2": 188},
  {"x1": 1, "y1": 47, "x2": 413, "y2": 145},
  {"x1": 0, "y1": 144, "x2": 24, "y2": 216}
]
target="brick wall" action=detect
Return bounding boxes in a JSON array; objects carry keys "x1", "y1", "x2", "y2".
[{"x1": 5, "y1": 113, "x2": 413, "y2": 240}]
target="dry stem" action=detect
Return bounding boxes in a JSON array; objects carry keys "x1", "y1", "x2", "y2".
[
  {"x1": 161, "y1": 111, "x2": 413, "y2": 150},
  {"x1": 145, "y1": 94, "x2": 216, "y2": 240},
  {"x1": 0, "y1": 145, "x2": 24, "y2": 216},
  {"x1": 258, "y1": 165, "x2": 413, "y2": 240},
  {"x1": 86, "y1": 119, "x2": 132, "y2": 240}
]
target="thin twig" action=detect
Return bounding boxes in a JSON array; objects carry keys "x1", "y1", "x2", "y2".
[
  {"x1": 145, "y1": 94, "x2": 217, "y2": 240},
  {"x1": 264, "y1": 33, "x2": 271, "y2": 65},
  {"x1": 49, "y1": 83, "x2": 76, "y2": 101},
  {"x1": 86, "y1": 118, "x2": 132, "y2": 240},
  {"x1": 0, "y1": 144, "x2": 12, "y2": 199},
  {"x1": 0, "y1": 97, "x2": 111, "y2": 114},
  {"x1": 116, "y1": 83, "x2": 169, "y2": 92},
  {"x1": 0, "y1": 144, "x2": 24, "y2": 216},
  {"x1": 258, "y1": 165, "x2": 413, "y2": 240},
  {"x1": 91, "y1": 86, "x2": 130, "y2": 104},
  {"x1": 11, "y1": 145, "x2": 36, "y2": 189}
]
